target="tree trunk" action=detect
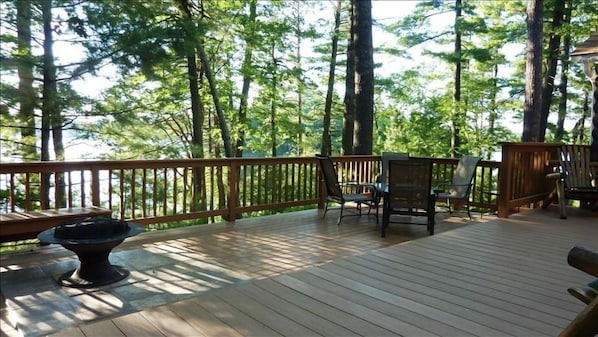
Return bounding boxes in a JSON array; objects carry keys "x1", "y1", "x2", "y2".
[
  {"x1": 41, "y1": 0, "x2": 60, "y2": 208},
  {"x1": 342, "y1": 1, "x2": 356, "y2": 155},
  {"x1": 489, "y1": 64, "x2": 499, "y2": 135},
  {"x1": 321, "y1": 0, "x2": 342, "y2": 156},
  {"x1": 16, "y1": 0, "x2": 37, "y2": 161},
  {"x1": 522, "y1": 0, "x2": 544, "y2": 142},
  {"x1": 270, "y1": 48, "x2": 278, "y2": 157},
  {"x1": 451, "y1": 0, "x2": 462, "y2": 157},
  {"x1": 179, "y1": 0, "x2": 205, "y2": 213},
  {"x1": 538, "y1": 0, "x2": 565, "y2": 142},
  {"x1": 572, "y1": 93, "x2": 589, "y2": 144},
  {"x1": 293, "y1": 2, "x2": 304, "y2": 156},
  {"x1": 236, "y1": 0, "x2": 256, "y2": 158},
  {"x1": 555, "y1": 1, "x2": 572, "y2": 141},
  {"x1": 196, "y1": 39, "x2": 233, "y2": 158},
  {"x1": 187, "y1": 52, "x2": 204, "y2": 160},
  {"x1": 588, "y1": 64, "x2": 598, "y2": 161},
  {"x1": 352, "y1": 0, "x2": 374, "y2": 155}
]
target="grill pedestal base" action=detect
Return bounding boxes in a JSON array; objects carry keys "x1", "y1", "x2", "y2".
[
  {"x1": 57, "y1": 240, "x2": 128, "y2": 288},
  {"x1": 38, "y1": 222, "x2": 144, "y2": 289}
]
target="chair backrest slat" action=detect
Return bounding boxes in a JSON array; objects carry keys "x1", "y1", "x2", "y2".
[{"x1": 559, "y1": 145, "x2": 593, "y2": 188}]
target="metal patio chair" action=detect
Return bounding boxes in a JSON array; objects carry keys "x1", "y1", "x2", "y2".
[
  {"x1": 434, "y1": 155, "x2": 482, "y2": 219},
  {"x1": 316, "y1": 154, "x2": 377, "y2": 225},
  {"x1": 382, "y1": 158, "x2": 435, "y2": 237}
]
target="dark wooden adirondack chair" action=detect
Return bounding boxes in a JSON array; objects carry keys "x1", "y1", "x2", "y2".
[
  {"x1": 316, "y1": 154, "x2": 377, "y2": 225},
  {"x1": 552, "y1": 145, "x2": 598, "y2": 219},
  {"x1": 382, "y1": 158, "x2": 435, "y2": 237}
]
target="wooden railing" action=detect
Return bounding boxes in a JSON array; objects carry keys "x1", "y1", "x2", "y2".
[
  {"x1": 0, "y1": 158, "x2": 322, "y2": 225},
  {"x1": 498, "y1": 142, "x2": 562, "y2": 217},
  {"x1": 2, "y1": 144, "x2": 578, "y2": 240},
  {"x1": 0, "y1": 155, "x2": 499, "y2": 222}
]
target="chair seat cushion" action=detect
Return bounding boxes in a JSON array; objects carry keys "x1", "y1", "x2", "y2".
[
  {"x1": 568, "y1": 187, "x2": 598, "y2": 193},
  {"x1": 343, "y1": 193, "x2": 374, "y2": 202},
  {"x1": 565, "y1": 187, "x2": 598, "y2": 201}
]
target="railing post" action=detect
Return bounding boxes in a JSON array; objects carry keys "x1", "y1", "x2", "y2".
[
  {"x1": 317, "y1": 163, "x2": 326, "y2": 210},
  {"x1": 91, "y1": 165, "x2": 101, "y2": 207},
  {"x1": 498, "y1": 143, "x2": 511, "y2": 218},
  {"x1": 228, "y1": 159, "x2": 239, "y2": 222}
]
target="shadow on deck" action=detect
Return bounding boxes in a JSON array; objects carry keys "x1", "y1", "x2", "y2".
[{"x1": 1, "y1": 205, "x2": 596, "y2": 337}]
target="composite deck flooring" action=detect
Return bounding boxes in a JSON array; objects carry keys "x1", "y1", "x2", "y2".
[
  {"x1": 2, "y1": 206, "x2": 597, "y2": 337},
  {"x1": 1, "y1": 207, "x2": 468, "y2": 337}
]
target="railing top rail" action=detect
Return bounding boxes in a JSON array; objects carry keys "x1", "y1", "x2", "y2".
[
  {"x1": 0, "y1": 156, "x2": 333, "y2": 173},
  {"x1": 0, "y1": 155, "x2": 501, "y2": 173}
]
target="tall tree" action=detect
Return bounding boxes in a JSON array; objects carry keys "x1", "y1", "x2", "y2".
[
  {"x1": 451, "y1": 0, "x2": 463, "y2": 157},
  {"x1": 538, "y1": 0, "x2": 566, "y2": 142},
  {"x1": 522, "y1": 0, "x2": 544, "y2": 142},
  {"x1": 342, "y1": 0, "x2": 356, "y2": 155},
  {"x1": 41, "y1": 0, "x2": 63, "y2": 207},
  {"x1": 178, "y1": 0, "x2": 203, "y2": 160},
  {"x1": 321, "y1": 0, "x2": 342, "y2": 156},
  {"x1": 554, "y1": 0, "x2": 572, "y2": 141},
  {"x1": 235, "y1": 0, "x2": 257, "y2": 158},
  {"x1": 195, "y1": 28, "x2": 233, "y2": 158},
  {"x1": 16, "y1": 0, "x2": 36, "y2": 160},
  {"x1": 352, "y1": 0, "x2": 374, "y2": 155}
]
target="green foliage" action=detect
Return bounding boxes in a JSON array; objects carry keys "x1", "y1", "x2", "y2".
[{"x1": 1, "y1": 0, "x2": 595, "y2": 164}]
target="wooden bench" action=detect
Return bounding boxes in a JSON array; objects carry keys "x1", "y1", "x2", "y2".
[{"x1": 0, "y1": 207, "x2": 113, "y2": 243}]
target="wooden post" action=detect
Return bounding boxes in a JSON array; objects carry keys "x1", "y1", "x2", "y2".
[
  {"x1": 497, "y1": 143, "x2": 511, "y2": 218},
  {"x1": 228, "y1": 159, "x2": 238, "y2": 222},
  {"x1": 90, "y1": 165, "x2": 101, "y2": 207}
]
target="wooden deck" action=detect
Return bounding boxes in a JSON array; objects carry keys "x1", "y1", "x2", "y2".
[{"x1": 2, "y1": 206, "x2": 597, "y2": 337}]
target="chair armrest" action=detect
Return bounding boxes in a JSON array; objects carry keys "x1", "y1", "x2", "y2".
[
  {"x1": 339, "y1": 181, "x2": 360, "y2": 193},
  {"x1": 433, "y1": 180, "x2": 451, "y2": 191},
  {"x1": 546, "y1": 172, "x2": 562, "y2": 180},
  {"x1": 341, "y1": 181, "x2": 378, "y2": 195},
  {"x1": 354, "y1": 182, "x2": 377, "y2": 194}
]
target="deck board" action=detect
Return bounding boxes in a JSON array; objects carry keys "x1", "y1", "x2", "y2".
[
  {"x1": 112, "y1": 312, "x2": 165, "y2": 337},
  {"x1": 79, "y1": 320, "x2": 126, "y2": 337},
  {"x1": 235, "y1": 282, "x2": 360, "y2": 337},
  {"x1": 3, "y1": 207, "x2": 596, "y2": 337},
  {"x1": 321, "y1": 258, "x2": 552, "y2": 336},
  {"x1": 191, "y1": 293, "x2": 283, "y2": 337},
  {"x1": 254, "y1": 278, "x2": 394, "y2": 337},
  {"x1": 168, "y1": 299, "x2": 241, "y2": 337},
  {"x1": 293, "y1": 267, "x2": 475, "y2": 337}
]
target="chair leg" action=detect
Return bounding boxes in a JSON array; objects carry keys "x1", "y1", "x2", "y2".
[
  {"x1": 466, "y1": 201, "x2": 472, "y2": 220},
  {"x1": 556, "y1": 180, "x2": 567, "y2": 219},
  {"x1": 323, "y1": 202, "x2": 329, "y2": 219},
  {"x1": 336, "y1": 203, "x2": 344, "y2": 226},
  {"x1": 381, "y1": 205, "x2": 389, "y2": 237},
  {"x1": 366, "y1": 198, "x2": 380, "y2": 224}
]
